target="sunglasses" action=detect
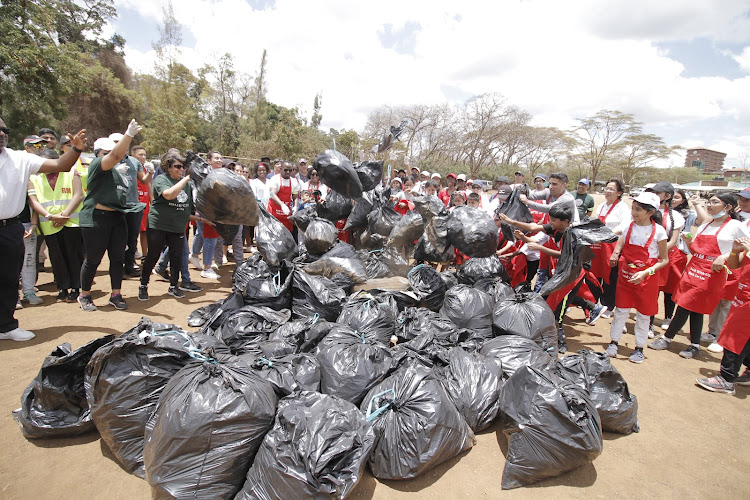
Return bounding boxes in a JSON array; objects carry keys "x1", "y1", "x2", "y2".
[
  {"x1": 172, "y1": 164, "x2": 185, "y2": 169},
  {"x1": 283, "y1": 168, "x2": 293, "y2": 172},
  {"x1": 0, "y1": 127, "x2": 10, "y2": 135}
]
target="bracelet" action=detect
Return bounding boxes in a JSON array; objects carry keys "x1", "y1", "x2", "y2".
[
  {"x1": 72, "y1": 146, "x2": 83, "y2": 153},
  {"x1": 730, "y1": 251, "x2": 738, "y2": 256},
  {"x1": 647, "y1": 267, "x2": 655, "y2": 276}
]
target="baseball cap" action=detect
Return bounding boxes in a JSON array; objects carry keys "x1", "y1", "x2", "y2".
[
  {"x1": 420, "y1": 169, "x2": 430, "y2": 176},
  {"x1": 533, "y1": 174, "x2": 547, "y2": 181},
  {"x1": 467, "y1": 179, "x2": 474, "y2": 186},
  {"x1": 24, "y1": 135, "x2": 45, "y2": 146},
  {"x1": 496, "y1": 185, "x2": 513, "y2": 198},
  {"x1": 633, "y1": 192, "x2": 661, "y2": 210},
  {"x1": 37, "y1": 128, "x2": 57, "y2": 139},
  {"x1": 431, "y1": 172, "x2": 441, "y2": 179},
  {"x1": 456, "y1": 174, "x2": 467, "y2": 181},
  {"x1": 646, "y1": 180, "x2": 674, "y2": 195},
  {"x1": 397, "y1": 168, "x2": 406, "y2": 173},
  {"x1": 108, "y1": 132, "x2": 125, "y2": 142},
  {"x1": 93, "y1": 137, "x2": 116, "y2": 152},
  {"x1": 60, "y1": 136, "x2": 71, "y2": 146},
  {"x1": 495, "y1": 176, "x2": 510, "y2": 184},
  {"x1": 299, "y1": 158, "x2": 307, "y2": 164},
  {"x1": 514, "y1": 171, "x2": 524, "y2": 176},
  {"x1": 578, "y1": 178, "x2": 590, "y2": 186},
  {"x1": 391, "y1": 177, "x2": 403, "y2": 186},
  {"x1": 738, "y1": 188, "x2": 750, "y2": 200},
  {"x1": 447, "y1": 173, "x2": 457, "y2": 179}
]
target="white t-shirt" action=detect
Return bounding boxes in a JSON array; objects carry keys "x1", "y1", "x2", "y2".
[
  {"x1": 617, "y1": 222, "x2": 668, "y2": 259},
  {"x1": 694, "y1": 219, "x2": 750, "y2": 254},
  {"x1": 249, "y1": 177, "x2": 271, "y2": 207},
  {"x1": 0, "y1": 148, "x2": 45, "y2": 219},
  {"x1": 595, "y1": 199, "x2": 632, "y2": 231},
  {"x1": 302, "y1": 181, "x2": 328, "y2": 200},
  {"x1": 660, "y1": 207, "x2": 685, "y2": 236},
  {"x1": 267, "y1": 174, "x2": 299, "y2": 197}
]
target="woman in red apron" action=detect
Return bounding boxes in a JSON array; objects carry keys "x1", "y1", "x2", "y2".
[
  {"x1": 697, "y1": 237, "x2": 750, "y2": 394},
  {"x1": 605, "y1": 193, "x2": 668, "y2": 363},
  {"x1": 650, "y1": 193, "x2": 749, "y2": 359}
]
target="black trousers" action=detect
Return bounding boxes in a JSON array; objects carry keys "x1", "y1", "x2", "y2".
[
  {"x1": 554, "y1": 278, "x2": 595, "y2": 325},
  {"x1": 524, "y1": 259, "x2": 540, "y2": 289},
  {"x1": 80, "y1": 210, "x2": 127, "y2": 292},
  {"x1": 124, "y1": 210, "x2": 143, "y2": 269},
  {"x1": 664, "y1": 306, "x2": 703, "y2": 345},
  {"x1": 140, "y1": 228, "x2": 184, "y2": 287},
  {"x1": 46, "y1": 226, "x2": 84, "y2": 291},
  {"x1": 720, "y1": 337, "x2": 750, "y2": 382},
  {"x1": 0, "y1": 220, "x2": 24, "y2": 332},
  {"x1": 599, "y1": 266, "x2": 618, "y2": 310}
]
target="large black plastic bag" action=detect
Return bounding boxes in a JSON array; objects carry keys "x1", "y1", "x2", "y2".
[
  {"x1": 555, "y1": 350, "x2": 640, "y2": 434},
  {"x1": 408, "y1": 264, "x2": 449, "y2": 311},
  {"x1": 447, "y1": 206, "x2": 499, "y2": 257},
  {"x1": 316, "y1": 188, "x2": 354, "y2": 222},
  {"x1": 255, "y1": 204, "x2": 297, "y2": 266},
  {"x1": 247, "y1": 353, "x2": 321, "y2": 396},
  {"x1": 413, "y1": 235, "x2": 453, "y2": 263},
  {"x1": 361, "y1": 228, "x2": 390, "y2": 250},
  {"x1": 457, "y1": 255, "x2": 510, "y2": 285},
  {"x1": 371, "y1": 289, "x2": 420, "y2": 312},
  {"x1": 337, "y1": 292, "x2": 399, "y2": 344},
  {"x1": 301, "y1": 241, "x2": 367, "y2": 284},
  {"x1": 356, "y1": 160, "x2": 384, "y2": 191},
  {"x1": 571, "y1": 218, "x2": 619, "y2": 246},
  {"x1": 314, "y1": 149, "x2": 363, "y2": 199},
  {"x1": 480, "y1": 335, "x2": 554, "y2": 379},
  {"x1": 498, "y1": 366, "x2": 603, "y2": 489},
  {"x1": 473, "y1": 277, "x2": 515, "y2": 303},
  {"x1": 189, "y1": 292, "x2": 244, "y2": 333},
  {"x1": 217, "y1": 305, "x2": 291, "y2": 352},
  {"x1": 232, "y1": 253, "x2": 292, "y2": 311},
  {"x1": 388, "y1": 210, "x2": 424, "y2": 247},
  {"x1": 413, "y1": 194, "x2": 448, "y2": 220},
  {"x1": 436, "y1": 347, "x2": 504, "y2": 432},
  {"x1": 368, "y1": 205, "x2": 401, "y2": 237},
  {"x1": 13, "y1": 335, "x2": 114, "y2": 439},
  {"x1": 304, "y1": 217, "x2": 338, "y2": 255},
  {"x1": 85, "y1": 321, "x2": 195, "y2": 477},
  {"x1": 269, "y1": 316, "x2": 333, "y2": 353},
  {"x1": 292, "y1": 270, "x2": 348, "y2": 321},
  {"x1": 362, "y1": 362, "x2": 475, "y2": 480},
  {"x1": 236, "y1": 391, "x2": 375, "y2": 500},
  {"x1": 495, "y1": 186, "x2": 533, "y2": 243},
  {"x1": 344, "y1": 191, "x2": 377, "y2": 231},
  {"x1": 362, "y1": 248, "x2": 411, "y2": 279},
  {"x1": 371, "y1": 120, "x2": 407, "y2": 154},
  {"x1": 396, "y1": 306, "x2": 458, "y2": 342},
  {"x1": 289, "y1": 203, "x2": 317, "y2": 231},
  {"x1": 186, "y1": 151, "x2": 259, "y2": 226},
  {"x1": 492, "y1": 292, "x2": 558, "y2": 353},
  {"x1": 316, "y1": 325, "x2": 393, "y2": 405},
  {"x1": 440, "y1": 285, "x2": 494, "y2": 338},
  {"x1": 144, "y1": 355, "x2": 278, "y2": 499}
]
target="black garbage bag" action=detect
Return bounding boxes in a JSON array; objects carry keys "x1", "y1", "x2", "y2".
[
  {"x1": 301, "y1": 241, "x2": 367, "y2": 284},
  {"x1": 344, "y1": 191, "x2": 378, "y2": 231},
  {"x1": 337, "y1": 292, "x2": 399, "y2": 344},
  {"x1": 435, "y1": 347, "x2": 504, "y2": 432},
  {"x1": 269, "y1": 316, "x2": 333, "y2": 353},
  {"x1": 143, "y1": 355, "x2": 278, "y2": 499},
  {"x1": 371, "y1": 120, "x2": 407, "y2": 154},
  {"x1": 186, "y1": 152, "x2": 259, "y2": 227},
  {"x1": 217, "y1": 306, "x2": 292, "y2": 352},
  {"x1": 408, "y1": 264, "x2": 448, "y2": 311},
  {"x1": 85, "y1": 321, "x2": 196, "y2": 476},
  {"x1": 396, "y1": 306, "x2": 459, "y2": 342},
  {"x1": 387, "y1": 210, "x2": 424, "y2": 247},
  {"x1": 457, "y1": 255, "x2": 510, "y2": 285},
  {"x1": 236, "y1": 391, "x2": 375, "y2": 500},
  {"x1": 246, "y1": 353, "x2": 321, "y2": 396},
  {"x1": 360, "y1": 228, "x2": 389, "y2": 250},
  {"x1": 304, "y1": 218, "x2": 339, "y2": 255},
  {"x1": 314, "y1": 150, "x2": 363, "y2": 199},
  {"x1": 555, "y1": 350, "x2": 640, "y2": 434},
  {"x1": 289, "y1": 203, "x2": 318, "y2": 232},
  {"x1": 498, "y1": 366, "x2": 603, "y2": 489},
  {"x1": 413, "y1": 235, "x2": 454, "y2": 263},
  {"x1": 232, "y1": 253, "x2": 292, "y2": 311},
  {"x1": 473, "y1": 277, "x2": 515, "y2": 303},
  {"x1": 447, "y1": 206, "x2": 499, "y2": 258},
  {"x1": 495, "y1": 186, "x2": 533, "y2": 243},
  {"x1": 492, "y1": 292, "x2": 558, "y2": 353},
  {"x1": 368, "y1": 205, "x2": 401, "y2": 237},
  {"x1": 255, "y1": 204, "x2": 297, "y2": 266},
  {"x1": 440, "y1": 285, "x2": 494, "y2": 338},
  {"x1": 316, "y1": 325, "x2": 393, "y2": 405},
  {"x1": 292, "y1": 270, "x2": 348, "y2": 321},
  {"x1": 362, "y1": 362, "x2": 475, "y2": 480},
  {"x1": 213, "y1": 222, "x2": 242, "y2": 244},
  {"x1": 188, "y1": 292, "x2": 244, "y2": 332},
  {"x1": 370, "y1": 289, "x2": 420, "y2": 312},
  {"x1": 362, "y1": 248, "x2": 411, "y2": 279},
  {"x1": 480, "y1": 335, "x2": 554, "y2": 379},
  {"x1": 329, "y1": 272, "x2": 357, "y2": 295},
  {"x1": 571, "y1": 218, "x2": 620, "y2": 246},
  {"x1": 413, "y1": 195, "x2": 449, "y2": 220},
  {"x1": 12, "y1": 335, "x2": 115, "y2": 439},
  {"x1": 356, "y1": 160, "x2": 384, "y2": 192},
  {"x1": 316, "y1": 188, "x2": 354, "y2": 222}
]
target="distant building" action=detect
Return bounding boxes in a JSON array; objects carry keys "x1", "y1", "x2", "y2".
[
  {"x1": 684, "y1": 148, "x2": 726, "y2": 174},
  {"x1": 724, "y1": 168, "x2": 750, "y2": 180}
]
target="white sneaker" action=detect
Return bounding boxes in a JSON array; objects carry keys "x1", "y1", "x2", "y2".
[
  {"x1": 211, "y1": 262, "x2": 221, "y2": 270},
  {"x1": 200, "y1": 268, "x2": 221, "y2": 280},
  {"x1": 707, "y1": 342, "x2": 724, "y2": 353},
  {"x1": 222, "y1": 255, "x2": 229, "y2": 265},
  {"x1": 601, "y1": 310, "x2": 612, "y2": 319},
  {"x1": 0, "y1": 327, "x2": 35, "y2": 341},
  {"x1": 622, "y1": 325, "x2": 627, "y2": 334},
  {"x1": 189, "y1": 255, "x2": 202, "y2": 270},
  {"x1": 661, "y1": 317, "x2": 672, "y2": 330},
  {"x1": 648, "y1": 327, "x2": 655, "y2": 339},
  {"x1": 16, "y1": 300, "x2": 23, "y2": 310}
]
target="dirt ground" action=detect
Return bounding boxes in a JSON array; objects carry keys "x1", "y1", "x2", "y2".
[{"x1": 2, "y1": 199, "x2": 750, "y2": 499}]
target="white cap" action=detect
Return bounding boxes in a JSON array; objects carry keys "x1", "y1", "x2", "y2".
[
  {"x1": 431, "y1": 172, "x2": 441, "y2": 179},
  {"x1": 420, "y1": 169, "x2": 430, "y2": 176},
  {"x1": 632, "y1": 192, "x2": 661, "y2": 210},
  {"x1": 467, "y1": 179, "x2": 474, "y2": 185},
  {"x1": 108, "y1": 132, "x2": 124, "y2": 142},
  {"x1": 456, "y1": 174, "x2": 467, "y2": 181},
  {"x1": 94, "y1": 137, "x2": 115, "y2": 152}
]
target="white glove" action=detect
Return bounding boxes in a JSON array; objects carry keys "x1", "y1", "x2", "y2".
[
  {"x1": 125, "y1": 119, "x2": 142, "y2": 138},
  {"x1": 281, "y1": 204, "x2": 291, "y2": 216},
  {"x1": 144, "y1": 161, "x2": 154, "y2": 173}
]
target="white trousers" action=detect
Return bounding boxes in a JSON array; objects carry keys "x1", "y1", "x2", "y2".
[{"x1": 609, "y1": 307, "x2": 649, "y2": 348}]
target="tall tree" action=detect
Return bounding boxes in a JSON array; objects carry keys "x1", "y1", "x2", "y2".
[{"x1": 311, "y1": 92, "x2": 323, "y2": 129}]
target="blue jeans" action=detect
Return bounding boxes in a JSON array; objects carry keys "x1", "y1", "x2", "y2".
[
  {"x1": 202, "y1": 238, "x2": 217, "y2": 268},
  {"x1": 157, "y1": 237, "x2": 192, "y2": 283},
  {"x1": 534, "y1": 268, "x2": 549, "y2": 294},
  {"x1": 191, "y1": 221, "x2": 203, "y2": 256}
]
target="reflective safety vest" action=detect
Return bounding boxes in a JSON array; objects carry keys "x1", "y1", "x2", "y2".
[
  {"x1": 30, "y1": 171, "x2": 82, "y2": 235},
  {"x1": 74, "y1": 158, "x2": 88, "y2": 194}
]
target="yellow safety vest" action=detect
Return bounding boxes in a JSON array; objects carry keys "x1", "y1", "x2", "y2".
[
  {"x1": 30, "y1": 171, "x2": 82, "y2": 235},
  {"x1": 73, "y1": 158, "x2": 88, "y2": 194}
]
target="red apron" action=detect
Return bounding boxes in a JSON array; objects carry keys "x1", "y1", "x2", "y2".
[
  {"x1": 718, "y1": 257, "x2": 750, "y2": 354},
  {"x1": 137, "y1": 178, "x2": 150, "y2": 232},
  {"x1": 590, "y1": 200, "x2": 621, "y2": 283},
  {"x1": 268, "y1": 179, "x2": 294, "y2": 232},
  {"x1": 673, "y1": 218, "x2": 731, "y2": 315},
  {"x1": 539, "y1": 229, "x2": 560, "y2": 272},
  {"x1": 616, "y1": 221, "x2": 659, "y2": 316},
  {"x1": 657, "y1": 208, "x2": 687, "y2": 294},
  {"x1": 507, "y1": 240, "x2": 527, "y2": 287},
  {"x1": 720, "y1": 220, "x2": 750, "y2": 301}
]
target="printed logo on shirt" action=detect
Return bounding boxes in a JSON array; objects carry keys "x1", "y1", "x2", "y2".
[{"x1": 177, "y1": 190, "x2": 188, "y2": 203}]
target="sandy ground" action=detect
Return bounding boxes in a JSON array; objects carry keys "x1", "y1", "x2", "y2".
[{"x1": 2, "y1": 198, "x2": 749, "y2": 499}]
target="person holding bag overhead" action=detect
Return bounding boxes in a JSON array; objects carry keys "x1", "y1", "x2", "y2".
[
  {"x1": 604, "y1": 192, "x2": 669, "y2": 363},
  {"x1": 649, "y1": 192, "x2": 750, "y2": 359}
]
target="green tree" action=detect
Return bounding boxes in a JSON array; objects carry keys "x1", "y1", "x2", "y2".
[{"x1": 311, "y1": 92, "x2": 323, "y2": 129}]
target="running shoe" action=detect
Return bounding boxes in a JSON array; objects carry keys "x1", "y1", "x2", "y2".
[
  {"x1": 138, "y1": 285, "x2": 149, "y2": 301},
  {"x1": 189, "y1": 255, "x2": 202, "y2": 270},
  {"x1": 153, "y1": 267, "x2": 170, "y2": 281},
  {"x1": 586, "y1": 305, "x2": 608, "y2": 326},
  {"x1": 707, "y1": 342, "x2": 724, "y2": 353},
  {"x1": 734, "y1": 369, "x2": 750, "y2": 386},
  {"x1": 56, "y1": 290, "x2": 69, "y2": 302},
  {"x1": 605, "y1": 342, "x2": 618, "y2": 358},
  {"x1": 22, "y1": 292, "x2": 43, "y2": 305},
  {"x1": 696, "y1": 375, "x2": 735, "y2": 395},
  {"x1": 167, "y1": 286, "x2": 185, "y2": 298},
  {"x1": 648, "y1": 336, "x2": 671, "y2": 350},
  {"x1": 0, "y1": 327, "x2": 35, "y2": 341},
  {"x1": 629, "y1": 348, "x2": 645, "y2": 364},
  {"x1": 66, "y1": 289, "x2": 79, "y2": 303},
  {"x1": 679, "y1": 345, "x2": 700, "y2": 359},
  {"x1": 108, "y1": 294, "x2": 129, "y2": 310},
  {"x1": 201, "y1": 268, "x2": 220, "y2": 280},
  {"x1": 700, "y1": 331, "x2": 717, "y2": 344},
  {"x1": 179, "y1": 281, "x2": 203, "y2": 292},
  {"x1": 78, "y1": 294, "x2": 97, "y2": 311},
  {"x1": 660, "y1": 317, "x2": 672, "y2": 330}
]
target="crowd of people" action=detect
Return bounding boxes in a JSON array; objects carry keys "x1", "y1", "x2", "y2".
[{"x1": 1, "y1": 116, "x2": 749, "y2": 395}]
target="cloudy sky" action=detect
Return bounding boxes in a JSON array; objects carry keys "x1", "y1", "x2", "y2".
[{"x1": 111, "y1": 0, "x2": 750, "y2": 168}]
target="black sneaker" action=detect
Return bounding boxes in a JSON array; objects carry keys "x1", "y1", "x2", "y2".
[
  {"x1": 124, "y1": 266, "x2": 141, "y2": 277},
  {"x1": 557, "y1": 327, "x2": 568, "y2": 354},
  {"x1": 153, "y1": 267, "x2": 170, "y2": 281},
  {"x1": 67, "y1": 289, "x2": 79, "y2": 303},
  {"x1": 108, "y1": 294, "x2": 129, "y2": 310},
  {"x1": 167, "y1": 286, "x2": 185, "y2": 298},
  {"x1": 179, "y1": 281, "x2": 203, "y2": 292},
  {"x1": 56, "y1": 289, "x2": 69, "y2": 302},
  {"x1": 138, "y1": 285, "x2": 149, "y2": 301}
]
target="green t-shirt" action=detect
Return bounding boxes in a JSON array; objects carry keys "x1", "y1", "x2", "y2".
[
  {"x1": 572, "y1": 191, "x2": 594, "y2": 220},
  {"x1": 79, "y1": 156, "x2": 146, "y2": 227},
  {"x1": 148, "y1": 174, "x2": 194, "y2": 233}
]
